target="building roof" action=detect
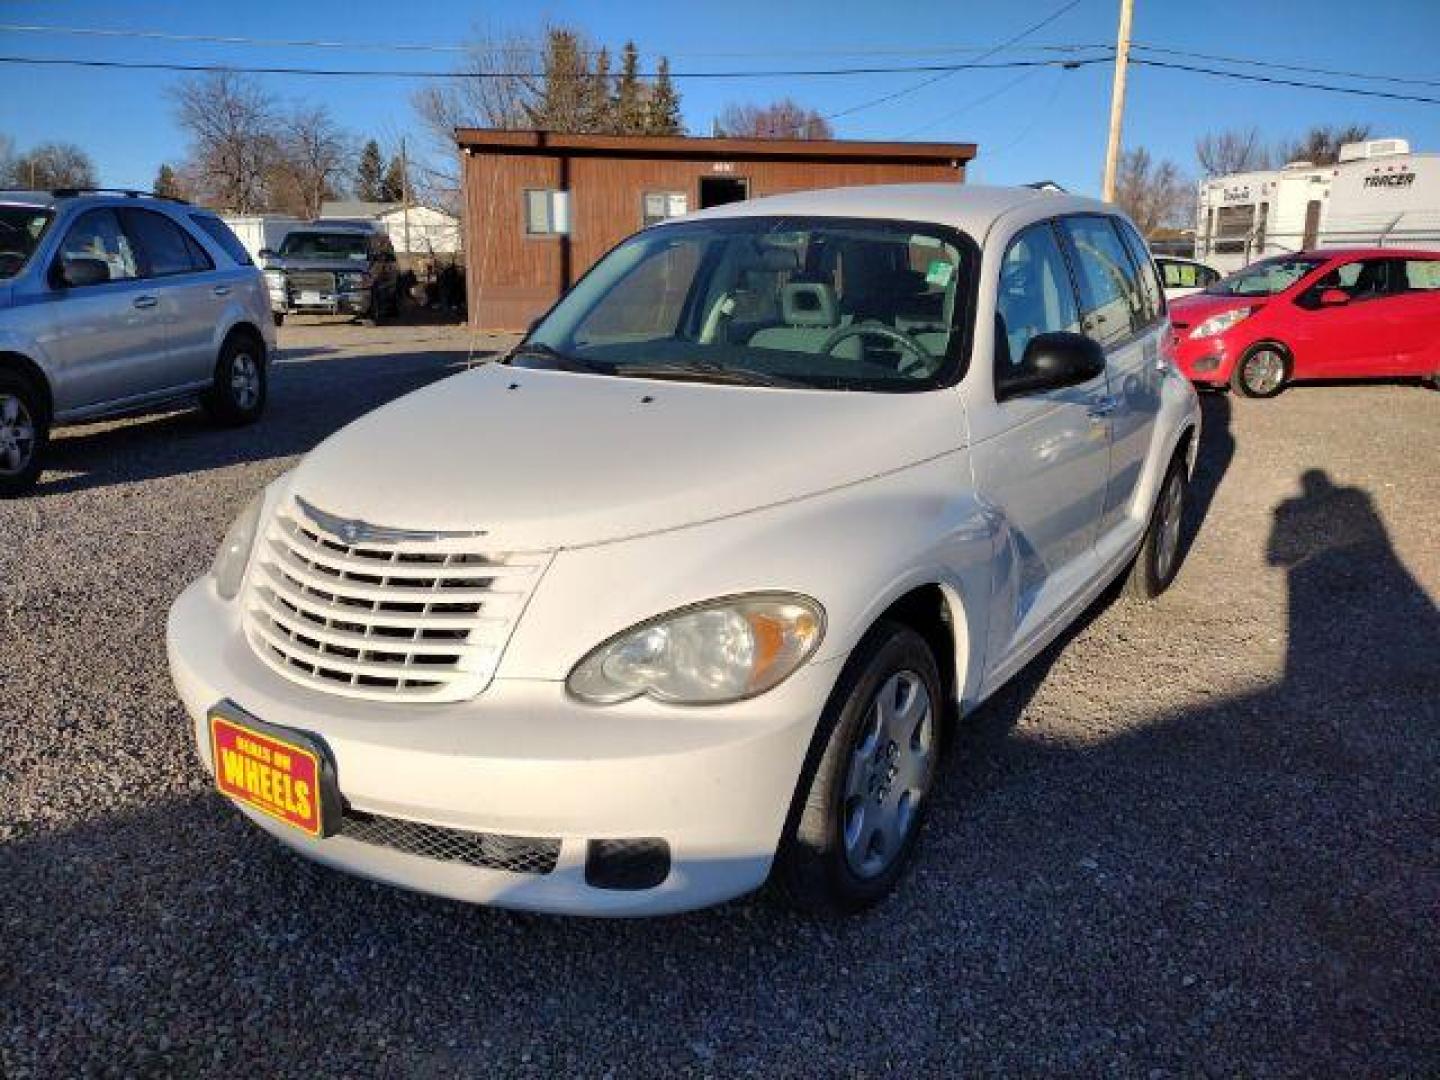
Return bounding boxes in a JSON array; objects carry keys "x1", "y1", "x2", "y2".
[
  {"x1": 678, "y1": 183, "x2": 1106, "y2": 240},
  {"x1": 454, "y1": 128, "x2": 976, "y2": 166},
  {"x1": 319, "y1": 200, "x2": 399, "y2": 219}
]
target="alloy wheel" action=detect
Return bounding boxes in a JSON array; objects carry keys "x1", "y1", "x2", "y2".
[
  {"x1": 1243, "y1": 349, "x2": 1285, "y2": 395},
  {"x1": 0, "y1": 393, "x2": 36, "y2": 476},
  {"x1": 231, "y1": 352, "x2": 261, "y2": 411},
  {"x1": 841, "y1": 670, "x2": 935, "y2": 879}
]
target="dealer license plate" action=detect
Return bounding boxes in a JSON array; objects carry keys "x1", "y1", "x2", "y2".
[{"x1": 210, "y1": 709, "x2": 328, "y2": 836}]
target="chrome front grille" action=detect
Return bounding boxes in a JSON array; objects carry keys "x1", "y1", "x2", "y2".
[
  {"x1": 286, "y1": 270, "x2": 335, "y2": 293},
  {"x1": 242, "y1": 501, "x2": 551, "y2": 702}
]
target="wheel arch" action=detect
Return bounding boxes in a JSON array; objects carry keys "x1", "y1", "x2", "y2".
[
  {"x1": 0, "y1": 351, "x2": 54, "y2": 423},
  {"x1": 862, "y1": 581, "x2": 972, "y2": 723}
]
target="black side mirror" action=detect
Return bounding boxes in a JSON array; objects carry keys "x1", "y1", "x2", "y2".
[
  {"x1": 52, "y1": 257, "x2": 111, "y2": 289},
  {"x1": 258, "y1": 248, "x2": 277, "y2": 263},
  {"x1": 999, "y1": 331, "x2": 1106, "y2": 401}
]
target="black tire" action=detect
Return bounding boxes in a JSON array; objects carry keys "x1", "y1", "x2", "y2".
[
  {"x1": 774, "y1": 621, "x2": 943, "y2": 915},
  {"x1": 1231, "y1": 343, "x2": 1289, "y2": 398},
  {"x1": 272, "y1": 312, "x2": 285, "y2": 328},
  {"x1": 201, "y1": 332, "x2": 267, "y2": 426},
  {"x1": 1125, "y1": 456, "x2": 1189, "y2": 599},
  {"x1": 0, "y1": 369, "x2": 49, "y2": 499}
]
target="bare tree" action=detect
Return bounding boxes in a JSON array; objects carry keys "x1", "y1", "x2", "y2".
[
  {"x1": 11, "y1": 141, "x2": 98, "y2": 189},
  {"x1": 1114, "y1": 147, "x2": 1191, "y2": 236},
  {"x1": 1196, "y1": 128, "x2": 1270, "y2": 177},
  {"x1": 1275, "y1": 124, "x2": 1372, "y2": 166},
  {"x1": 272, "y1": 105, "x2": 352, "y2": 218},
  {"x1": 173, "y1": 72, "x2": 279, "y2": 212},
  {"x1": 715, "y1": 98, "x2": 833, "y2": 139}
]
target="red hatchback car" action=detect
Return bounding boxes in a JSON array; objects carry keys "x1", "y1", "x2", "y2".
[{"x1": 1170, "y1": 248, "x2": 1440, "y2": 397}]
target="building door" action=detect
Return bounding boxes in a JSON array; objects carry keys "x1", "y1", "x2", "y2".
[
  {"x1": 1302, "y1": 200, "x2": 1322, "y2": 249},
  {"x1": 699, "y1": 176, "x2": 748, "y2": 209}
]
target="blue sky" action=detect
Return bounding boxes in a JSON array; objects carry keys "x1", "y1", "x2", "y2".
[{"x1": 3, "y1": 0, "x2": 1439, "y2": 195}]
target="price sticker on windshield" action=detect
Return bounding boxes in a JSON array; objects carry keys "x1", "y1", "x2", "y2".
[{"x1": 925, "y1": 260, "x2": 955, "y2": 287}]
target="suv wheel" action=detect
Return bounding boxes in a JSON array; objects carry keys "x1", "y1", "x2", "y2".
[
  {"x1": 202, "y1": 333, "x2": 267, "y2": 426},
  {"x1": 1125, "y1": 456, "x2": 1189, "y2": 599},
  {"x1": 775, "y1": 622, "x2": 941, "y2": 914},
  {"x1": 0, "y1": 371, "x2": 48, "y2": 498}
]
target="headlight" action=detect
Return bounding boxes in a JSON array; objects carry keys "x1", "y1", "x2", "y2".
[
  {"x1": 567, "y1": 593, "x2": 825, "y2": 705},
  {"x1": 1188, "y1": 307, "x2": 1254, "y2": 339},
  {"x1": 211, "y1": 492, "x2": 264, "y2": 600},
  {"x1": 264, "y1": 270, "x2": 284, "y2": 287}
]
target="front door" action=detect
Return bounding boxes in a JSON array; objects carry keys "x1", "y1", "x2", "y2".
[
  {"x1": 43, "y1": 208, "x2": 168, "y2": 413},
  {"x1": 1292, "y1": 257, "x2": 1398, "y2": 376},
  {"x1": 971, "y1": 221, "x2": 1111, "y2": 667}
]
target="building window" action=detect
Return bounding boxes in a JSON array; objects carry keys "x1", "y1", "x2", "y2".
[
  {"x1": 641, "y1": 191, "x2": 688, "y2": 228},
  {"x1": 524, "y1": 190, "x2": 568, "y2": 236}
]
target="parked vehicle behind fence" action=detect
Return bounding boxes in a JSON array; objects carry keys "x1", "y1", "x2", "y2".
[
  {"x1": 0, "y1": 188, "x2": 274, "y2": 497},
  {"x1": 261, "y1": 223, "x2": 400, "y2": 326},
  {"x1": 168, "y1": 184, "x2": 1201, "y2": 916},
  {"x1": 1170, "y1": 247, "x2": 1440, "y2": 396}
]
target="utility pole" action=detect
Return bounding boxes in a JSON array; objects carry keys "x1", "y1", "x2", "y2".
[
  {"x1": 1101, "y1": 0, "x2": 1134, "y2": 203},
  {"x1": 399, "y1": 137, "x2": 412, "y2": 260}
]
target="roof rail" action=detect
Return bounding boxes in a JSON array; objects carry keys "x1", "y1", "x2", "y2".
[{"x1": 49, "y1": 187, "x2": 190, "y2": 205}]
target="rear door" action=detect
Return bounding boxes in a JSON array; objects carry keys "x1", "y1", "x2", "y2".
[
  {"x1": 1056, "y1": 214, "x2": 1159, "y2": 543},
  {"x1": 119, "y1": 207, "x2": 225, "y2": 390},
  {"x1": 43, "y1": 207, "x2": 167, "y2": 411},
  {"x1": 1377, "y1": 256, "x2": 1440, "y2": 375}
]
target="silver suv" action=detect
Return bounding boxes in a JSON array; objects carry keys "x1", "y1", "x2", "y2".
[{"x1": 0, "y1": 188, "x2": 274, "y2": 496}]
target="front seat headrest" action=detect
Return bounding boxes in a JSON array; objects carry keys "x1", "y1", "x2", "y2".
[{"x1": 781, "y1": 282, "x2": 839, "y2": 327}]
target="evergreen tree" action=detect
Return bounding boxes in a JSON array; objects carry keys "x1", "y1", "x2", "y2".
[
  {"x1": 584, "y1": 46, "x2": 614, "y2": 133},
  {"x1": 525, "y1": 29, "x2": 590, "y2": 133},
  {"x1": 645, "y1": 58, "x2": 683, "y2": 136},
  {"x1": 615, "y1": 41, "x2": 645, "y2": 135},
  {"x1": 380, "y1": 154, "x2": 406, "y2": 203},
  {"x1": 153, "y1": 163, "x2": 183, "y2": 199},
  {"x1": 355, "y1": 139, "x2": 384, "y2": 201}
]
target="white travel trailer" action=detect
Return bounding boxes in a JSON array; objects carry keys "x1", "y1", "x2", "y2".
[{"x1": 1195, "y1": 138, "x2": 1440, "y2": 274}]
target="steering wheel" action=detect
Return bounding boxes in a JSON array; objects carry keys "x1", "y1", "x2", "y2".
[{"x1": 819, "y1": 323, "x2": 935, "y2": 377}]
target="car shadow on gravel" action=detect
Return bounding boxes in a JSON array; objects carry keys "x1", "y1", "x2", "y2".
[
  {"x1": 4, "y1": 451, "x2": 1434, "y2": 1073},
  {"x1": 35, "y1": 348, "x2": 494, "y2": 497}
]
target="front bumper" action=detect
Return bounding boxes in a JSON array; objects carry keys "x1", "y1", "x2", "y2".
[
  {"x1": 1172, "y1": 329, "x2": 1239, "y2": 385},
  {"x1": 166, "y1": 578, "x2": 840, "y2": 916},
  {"x1": 269, "y1": 286, "x2": 372, "y2": 317}
]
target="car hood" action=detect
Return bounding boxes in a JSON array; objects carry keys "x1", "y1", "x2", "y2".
[
  {"x1": 287, "y1": 363, "x2": 968, "y2": 551},
  {"x1": 267, "y1": 258, "x2": 371, "y2": 271},
  {"x1": 1168, "y1": 292, "x2": 1268, "y2": 329}
]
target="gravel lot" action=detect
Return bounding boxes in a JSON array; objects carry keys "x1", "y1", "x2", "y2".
[{"x1": 2, "y1": 320, "x2": 1436, "y2": 1077}]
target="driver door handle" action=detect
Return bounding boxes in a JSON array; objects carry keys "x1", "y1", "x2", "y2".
[
  {"x1": 1087, "y1": 395, "x2": 1120, "y2": 420},
  {"x1": 132, "y1": 295, "x2": 158, "y2": 309},
  {"x1": 212, "y1": 285, "x2": 231, "y2": 297}
]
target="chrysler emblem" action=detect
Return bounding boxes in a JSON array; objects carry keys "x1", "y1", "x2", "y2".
[{"x1": 295, "y1": 496, "x2": 488, "y2": 545}]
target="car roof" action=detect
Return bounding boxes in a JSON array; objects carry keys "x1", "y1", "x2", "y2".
[
  {"x1": 676, "y1": 183, "x2": 1115, "y2": 240},
  {"x1": 1298, "y1": 246, "x2": 1440, "y2": 260},
  {"x1": 0, "y1": 190, "x2": 61, "y2": 209}
]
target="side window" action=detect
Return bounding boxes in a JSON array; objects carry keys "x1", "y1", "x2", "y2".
[
  {"x1": 120, "y1": 209, "x2": 212, "y2": 277},
  {"x1": 1113, "y1": 217, "x2": 1164, "y2": 322},
  {"x1": 190, "y1": 215, "x2": 253, "y2": 265},
  {"x1": 1197, "y1": 265, "x2": 1220, "y2": 288},
  {"x1": 1059, "y1": 215, "x2": 1145, "y2": 347},
  {"x1": 55, "y1": 209, "x2": 139, "y2": 284},
  {"x1": 524, "y1": 190, "x2": 567, "y2": 236},
  {"x1": 1308, "y1": 259, "x2": 1387, "y2": 303},
  {"x1": 1399, "y1": 258, "x2": 1440, "y2": 291},
  {"x1": 994, "y1": 221, "x2": 1080, "y2": 394}
]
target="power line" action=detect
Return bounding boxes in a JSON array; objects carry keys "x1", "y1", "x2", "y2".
[
  {"x1": 0, "y1": 53, "x2": 1107, "y2": 81},
  {"x1": 895, "y1": 68, "x2": 1046, "y2": 140},
  {"x1": 823, "y1": 0, "x2": 1087, "y2": 122},
  {"x1": 1132, "y1": 43, "x2": 1440, "y2": 90},
  {"x1": 1131, "y1": 58, "x2": 1440, "y2": 107}
]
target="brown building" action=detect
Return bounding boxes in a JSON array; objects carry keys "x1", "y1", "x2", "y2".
[{"x1": 456, "y1": 129, "x2": 978, "y2": 329}]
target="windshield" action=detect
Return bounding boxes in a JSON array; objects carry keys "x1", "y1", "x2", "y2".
[
  {"x1": 0, "y1": 205, "x2": 55, "y2": 279},
  {"x1": 278, "y1": 231, "x2": 369, "y2": 259},
  {"x1": 1205, "y1": 256, "x2": 1324, "y2": 297},
  {"x1": 523, "y1": 216, "x2": 973, "y2": 391}
]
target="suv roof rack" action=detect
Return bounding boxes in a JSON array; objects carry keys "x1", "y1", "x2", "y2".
[{"x1": 50, "y1": 187, "x2": 191, "y2": 205}]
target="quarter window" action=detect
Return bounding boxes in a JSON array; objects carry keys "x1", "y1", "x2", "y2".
[
  {"x1": 994, "y1": 221, "x2": 1080, "y2": 395},
  {"x1": 55, "y1": 209, "x2": 138, "y2": 284},
  {"x1": 120, "y1": 208, "x2": 213, "y2": 277},
  {"x1": 191, "y1": 214, "x2": 253, "y2": 266},
  {"x1": 1059, "y1": 215, "x2": 1145, "y2": 347},
  {"x1": 1113, "y1": 218, "x2": 1164, "y2": 323}
]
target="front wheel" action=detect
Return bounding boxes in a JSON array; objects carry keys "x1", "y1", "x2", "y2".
[
  {"x1": 0, "y1": 370, "x2": 48, "y2": 498},
  {"x1": 774, "y1": 622, "x2": 942, "y2": 915},
  {"x1": 201, "y1": 333, "x2": 267, "y2": 426},
  {"x1": 1125, "y1": 458, "x2": 1189, "y2": 599},
  {"x1": 1232, "y1": 345, "x2": 1289, "y2": 398}
]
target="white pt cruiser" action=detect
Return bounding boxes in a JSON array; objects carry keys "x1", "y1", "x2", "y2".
[{"x1": 168, "y1": 185, "x2": 1201, "y2": 916}]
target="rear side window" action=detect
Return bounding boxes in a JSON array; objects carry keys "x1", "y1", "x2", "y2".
[
  {"x1": 56, "y1": 208, "x2": 139, "y2": 283},
  {"x1": 1113, "y1": 218, "x2": 1164, "y2": 322},
  {"x1": 1398, "y1": 258, "x2": 1440, "y2": 291},
  {"x1": 995, "y1": 221, "x2": 1081, "y2": 395},
  {"x1": 120, "y1": 209, "x2": 213, "y2": 277},
  {"x1": 1059, "y1": 215, "x2": 1146, "y2": 347},
  {"x1": 191, "y1": 215, "x2": 254, "y2": 266}
]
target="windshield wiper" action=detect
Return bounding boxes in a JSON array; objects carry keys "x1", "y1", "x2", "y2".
[
  {"x1": 612, "y1": 360, "x2": 806, "y2": 388},
  {"x1": 506, "y1": 341, "x2": 610, "y2": 373}
]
